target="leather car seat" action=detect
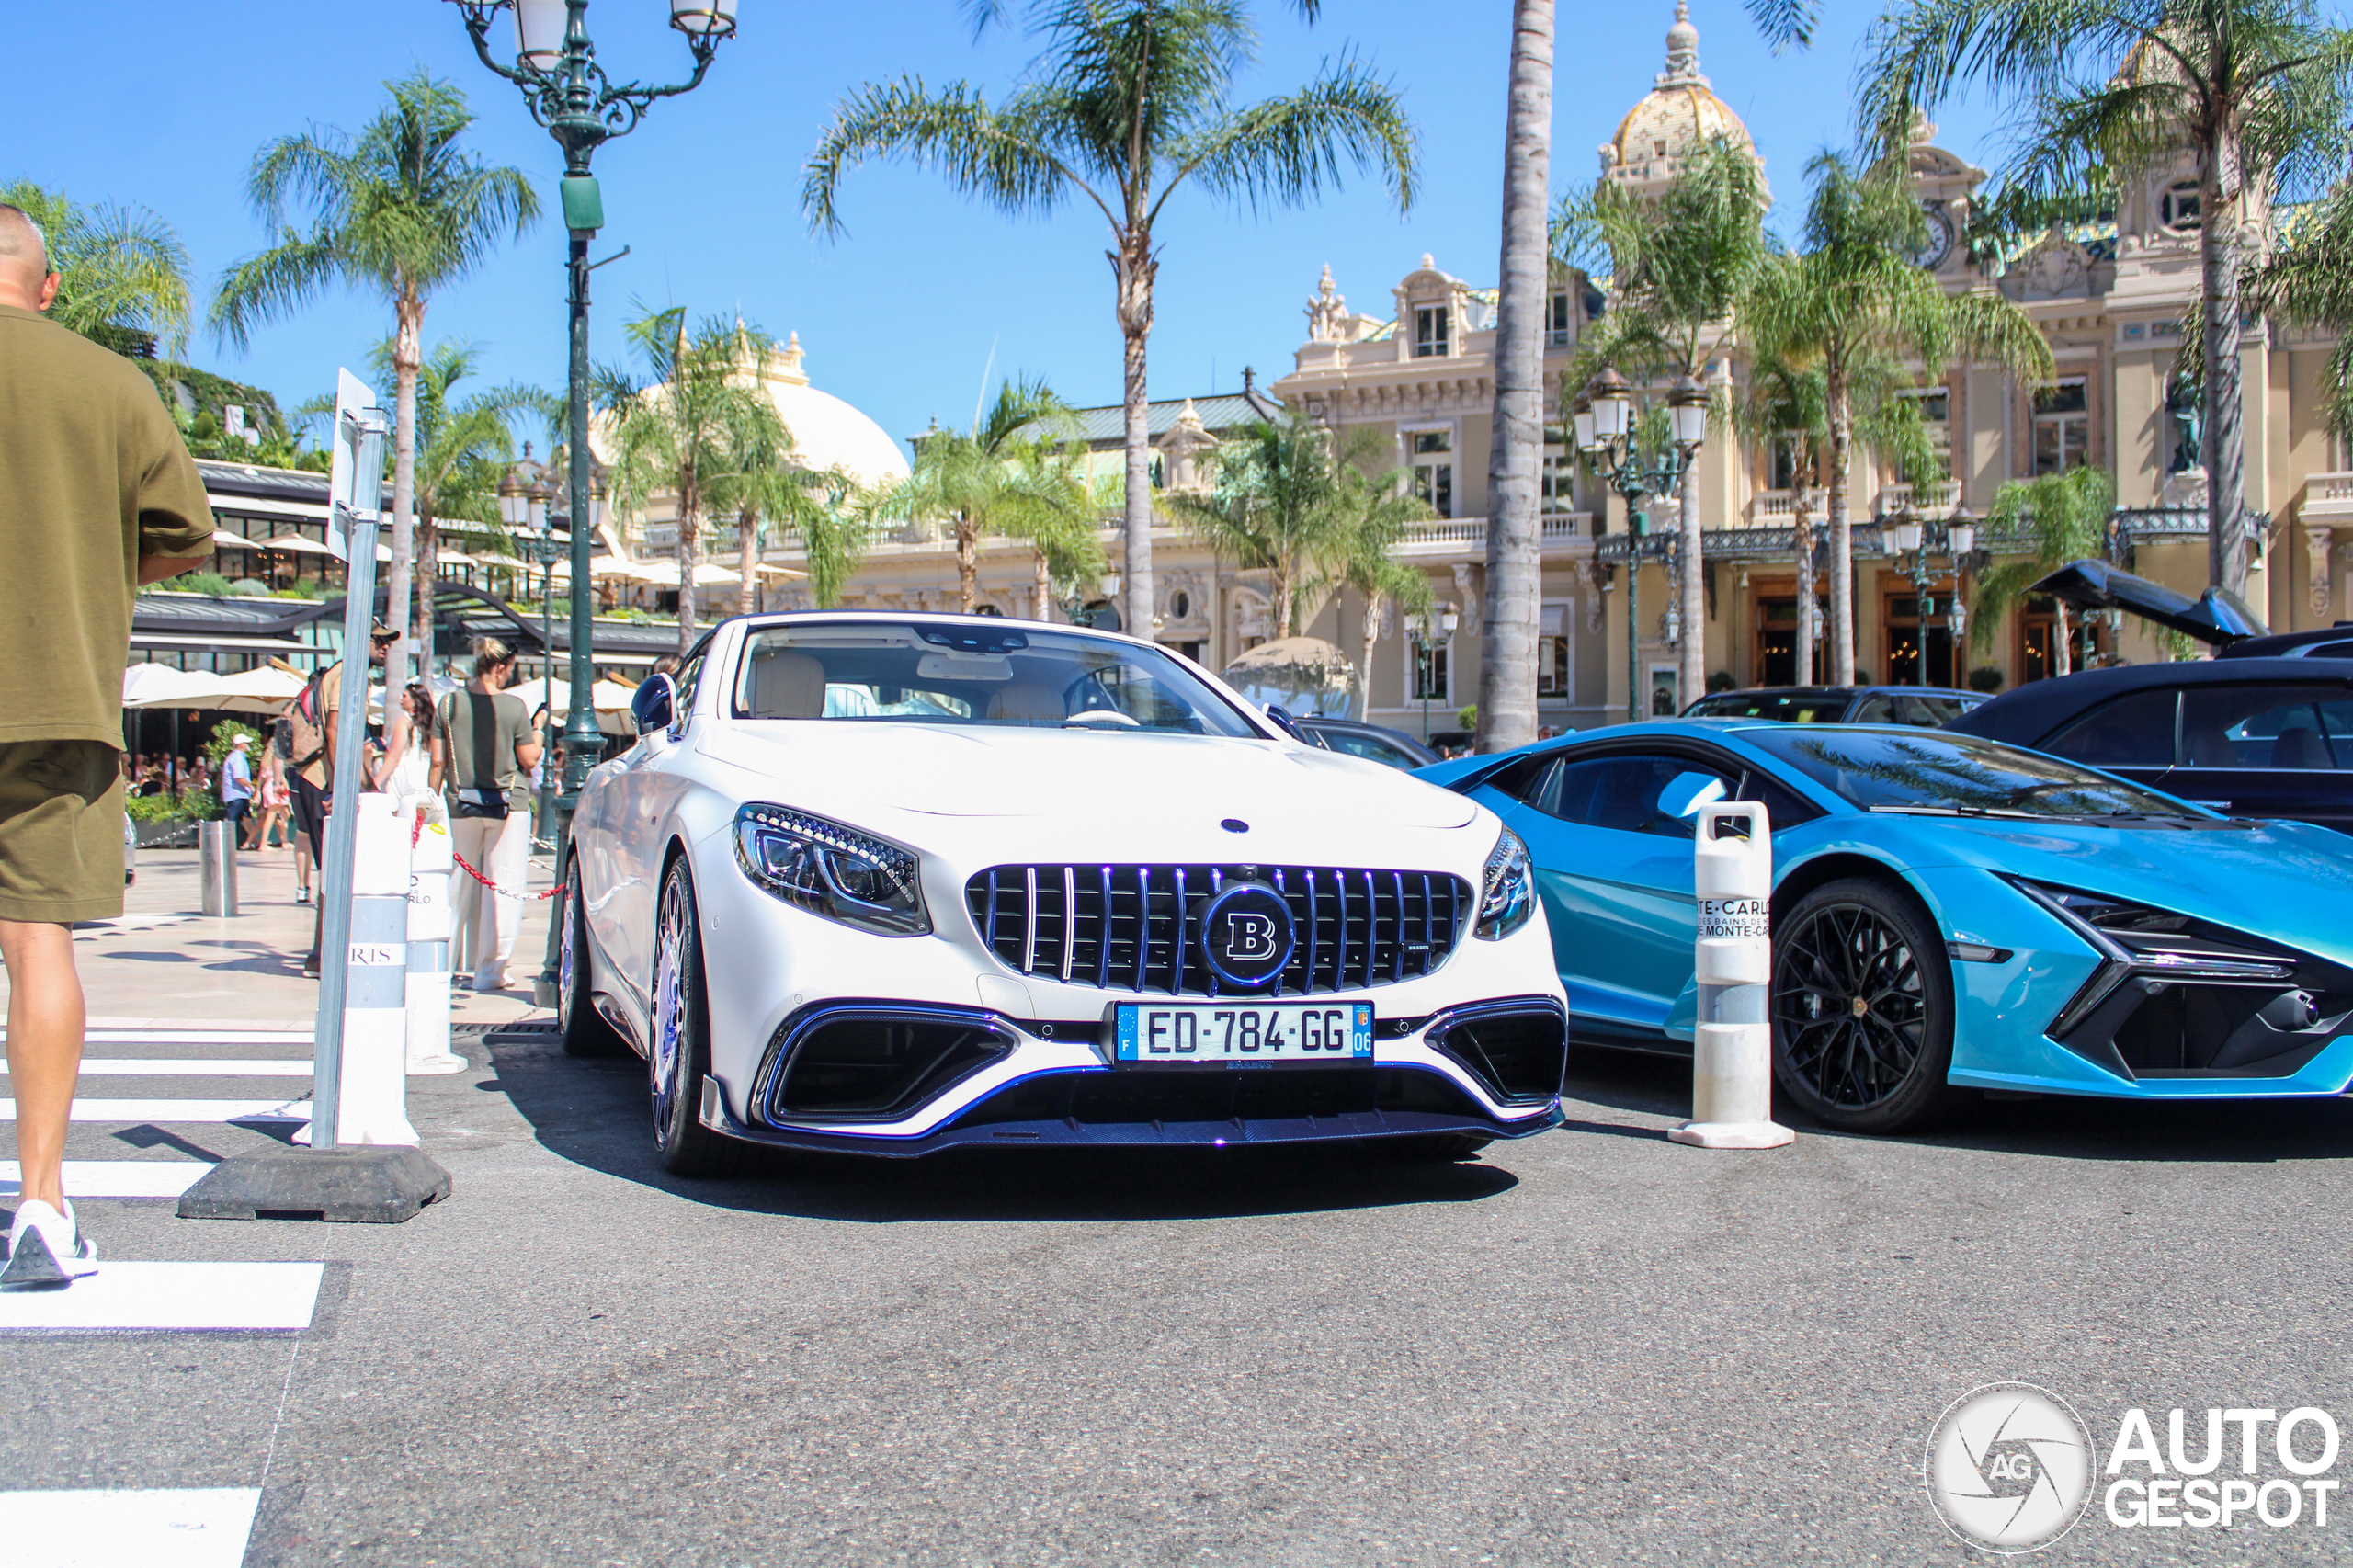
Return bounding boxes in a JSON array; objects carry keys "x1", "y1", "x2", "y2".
[
  {"x1": 2271, "y1": 724, "x2": 2332, "y2": 768},
  {"x1": 746, "y1": 651, "x2": 826, "y2": 718},
  {"x1": 2183, "y1": 724, "x2": 2239, "y2": 767},
  {"x1": 986, "y1": 683, "x2": 1066, "y2": 725}
]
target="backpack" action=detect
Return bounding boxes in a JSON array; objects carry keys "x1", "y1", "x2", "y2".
[
  {"x1": 271, "y1": 713, "x2": 294, "y2": 763},
  {"x1": 287, "y1": 664, "x2": 335, "y2": 770}
]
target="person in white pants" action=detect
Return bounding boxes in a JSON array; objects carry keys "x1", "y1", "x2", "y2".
[{"x1": 431, "y1": 637, "x2": 541, "y2": 994}]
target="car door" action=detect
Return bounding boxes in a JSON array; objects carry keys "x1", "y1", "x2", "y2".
[
  {"x1": 2035, "y1": 685, "x2": 2181, "y2": 796},
  {"x1": 1476, "y1": 748, "x2": 1739, "y2": 1047},
  {"x1": 2173, "y1": 681, "x2": 2353, "y2": 834},
  {"x1": 597, "y1": 650, "x2": 707, "y2": 1003}
]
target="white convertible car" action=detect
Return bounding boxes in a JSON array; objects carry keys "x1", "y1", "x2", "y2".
[{"x1": 561, "y1": 613, "x2": 1570, "y2": 1174}]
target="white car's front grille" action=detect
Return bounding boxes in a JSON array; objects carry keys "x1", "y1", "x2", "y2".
[{"x1": 964, "y1": 863, "x2": 1472, "y2": 996}]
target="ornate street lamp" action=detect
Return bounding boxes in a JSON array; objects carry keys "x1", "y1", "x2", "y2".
[
  {"x1": 1578, "y1": 367, "x2": 1706, "y2": 722},
  {"x1": 1416, "y1": 602, "x2": 1461, "y2": 743},
  {"x1": 445, "y1": 0, "x2": 740, "y2": 1005},
  {"x1": 1886, "y1": 498, "x2": 1978, "y2": 686}
]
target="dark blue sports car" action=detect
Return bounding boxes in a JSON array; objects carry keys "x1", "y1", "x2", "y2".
[{"x1": 1421, "y1": 721, "x2": 2353, "y2": 1133}]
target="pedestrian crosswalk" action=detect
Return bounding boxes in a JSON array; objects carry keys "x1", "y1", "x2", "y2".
[{"x1": 1, "y1": 1021, "x2": 347, "y2": 1566}]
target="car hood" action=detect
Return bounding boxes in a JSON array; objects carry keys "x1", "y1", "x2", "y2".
[
  {"x1": 1844, "y1": 812, "x2": 2353, "y2": 959},
  {"x1": 693, "y1": 721, "x2": 1481, "y2": 836}
]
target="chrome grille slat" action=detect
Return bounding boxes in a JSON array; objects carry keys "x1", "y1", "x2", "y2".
[{"x1": 965, "y1": 862, "x2": 1472, "y2": 997}]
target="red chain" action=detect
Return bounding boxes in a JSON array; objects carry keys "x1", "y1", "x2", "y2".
[{"x1": 407, "y1": 806, "x2": 556, "y2": 901}]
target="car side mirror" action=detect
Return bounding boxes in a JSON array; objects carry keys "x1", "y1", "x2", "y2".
[
  {"x1": 1262, "y1": 702, "x2": 1305, "y2": 742},
  {"x1": 631, "y1": 673, "x2": 676, "y2": 736},
  {"x1": 1658, "y1": 770, "x2": 1729, "y2": 820}
]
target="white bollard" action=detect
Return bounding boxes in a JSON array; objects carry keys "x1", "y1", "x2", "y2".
[
  {"x1": 1671, "y1": 800, "x2": 1794, "y2": 1150},
  {"x1": 404, "y1": 802, "x2": 466, "y2": 1074},
  {"x1": 297, "y1": 793, "x2": 418, "y2": 1147}
]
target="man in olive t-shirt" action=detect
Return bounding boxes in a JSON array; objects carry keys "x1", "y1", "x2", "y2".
[{"x1": 0, "y1": 202, "x2": 212, "y2": 1287}]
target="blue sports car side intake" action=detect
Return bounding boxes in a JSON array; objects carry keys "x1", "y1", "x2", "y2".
[{"x1": 1421, "y1": 721, "x2": 2353, "y2": 1133}]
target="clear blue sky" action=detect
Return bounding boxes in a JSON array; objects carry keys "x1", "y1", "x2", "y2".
[{"x1": 4, "y1": 1, "x2": 2002, "y2": 455}]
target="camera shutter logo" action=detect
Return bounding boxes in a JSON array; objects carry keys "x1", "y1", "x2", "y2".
[{"x1": 1925, "y1": 1383, "x2": 2093, "y2": 1553}]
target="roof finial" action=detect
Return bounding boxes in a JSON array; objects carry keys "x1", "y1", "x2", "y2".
[{"x1": 1663, "y1": 0, "x2": 1702, "y2": 85}]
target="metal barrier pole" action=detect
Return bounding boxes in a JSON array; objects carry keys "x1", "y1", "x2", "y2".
[
  {"x1": 198, "y1": 821, "x2": 238, "y2": 917},
  {"x1": 1671, "y1": 801, "x2": 1794, "y2": 1150}
]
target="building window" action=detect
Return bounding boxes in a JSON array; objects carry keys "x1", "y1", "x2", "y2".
[
  {"x1": 1538, "y1": 604, "x2": 1572, "y2": 698},
  {"x1": 1408, "y1": 632, "x2": 1450, "y2": 703},
  {"x1": 1540, "y1": 449, "x2": 1572, "y2": 512},
  {"x1": 2033, "y1": 380, "x2": 2090, "y2": 473},
  {"x1": 1414, "y1": 305, "x2": 1450, "y2": 358},
  {"x1": 1896, "y1": 386, "x2": 1953, "y2": 481},
  {"x1": 1411, "y1": 431, "x2": 1453, "y2": 518},
  {"x1": 1546, "y1": 292, "x2": 1572, "y2": 348},
  {"x1": 2162, "y1": 181, "x2": 2201, "y2": 231},
  {"x1": 1768, "y1": 435, "x2": 1804, "y2": 494}
]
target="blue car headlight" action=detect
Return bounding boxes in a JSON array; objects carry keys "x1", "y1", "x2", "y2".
[
  {"x1": 733, "y1": 804, "x2": 929, "y2": 937},
  {"x1": 1475, "y1": 826, "x2": 1535, "y2": 941}
]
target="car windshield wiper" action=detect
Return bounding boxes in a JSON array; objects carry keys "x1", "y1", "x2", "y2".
[{"x1": 1867, "y1": 803, "x2": 2053, "y2": 820}]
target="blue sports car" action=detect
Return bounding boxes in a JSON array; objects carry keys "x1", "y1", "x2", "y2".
[{"x1": 1420, "y1": 721, "x2": 2353, "y2": 1133}]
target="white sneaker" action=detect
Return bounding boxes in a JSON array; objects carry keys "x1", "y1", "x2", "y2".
[
  {"x1": 3, "y1": 1199, "x2": 99, "y2": 1289},
  {"x1": 295, "y1": 887, "x2": 312, "y2": 906}
]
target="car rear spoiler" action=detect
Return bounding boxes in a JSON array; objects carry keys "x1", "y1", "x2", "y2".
[{"x1": 2028, "y1": 559, "x2": 2268, "y2": 647}]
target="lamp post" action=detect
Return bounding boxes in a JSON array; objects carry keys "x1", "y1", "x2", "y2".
[
  {"x1": 1885, "y1": 500, "x2": 1977, "y2": 686},
  {"x1": 447, "y1": 0, "x2": 739, "y2": 1006},
  {"x1": 1416, "y1": 602, "x2": 1460, "y2": 743},
  {"x1": 1576, "y1": 368, "x2": 1707, "y2": 722}
]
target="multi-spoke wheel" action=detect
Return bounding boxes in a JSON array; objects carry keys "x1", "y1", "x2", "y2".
[
  {"x1": 1769, "y1": 878, "x2": 1961, "y2": 1134},
  {"x1": 647, "y1": 860, "x2": 745, "y2": 1176},
  {"x1": 559, "y1": 859, "x2": 627, "y2": 1059}
]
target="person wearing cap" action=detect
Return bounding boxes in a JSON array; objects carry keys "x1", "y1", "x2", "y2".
[
  {"x1": 219, "y1": 733, "x2": 255, "y2": 846},
  {"x1": 0, "y1": 199, "x2": 211, "y2": 1288}
]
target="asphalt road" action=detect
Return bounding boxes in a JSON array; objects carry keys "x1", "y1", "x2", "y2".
[{"x1": 9, "y1": 858, "x2": 2353, "y2": 1563}]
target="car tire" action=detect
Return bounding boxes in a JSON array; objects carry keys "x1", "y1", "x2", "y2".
[
  {"x1": 648, "y1": 859, "x2": 744, "y2": 1177},
  {"x1": 1769, "y1": 877, "x2": 1963, "y2": 1135},
  {"x1": 1381, "y1": 1132, "x2": 1494, "y2": 1161},
  {"x1": 558, "y1": 859, "x2": 627, "y2": 1060}
]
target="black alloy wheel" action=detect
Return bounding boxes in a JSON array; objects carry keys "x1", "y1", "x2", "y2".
[
  {"x1": 647, "y1": 861, "x2": 745, "y2": 1177},
  {"x1": 559, "y1": 860, "x2": 628, "y2": 1059},
  {"x1": 1769, "y1": 878, "x2": 1962, "y2": 1134}
]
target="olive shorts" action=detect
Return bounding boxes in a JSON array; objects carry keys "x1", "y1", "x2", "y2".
[{"x1": 0, "y1": 740, "x2": 126, "y2": 925}]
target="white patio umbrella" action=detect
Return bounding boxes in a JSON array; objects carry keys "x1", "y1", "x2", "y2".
[
  {"x1": 210, "y1": 665, "x2": 307, "y2": 714},
  {"x1": 122, "y1": 664, "x2": 228, "y2": 707}
]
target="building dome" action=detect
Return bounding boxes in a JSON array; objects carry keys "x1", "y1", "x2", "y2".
[
  {"x1": 752, "y1": 333, "x2": 911, "y2": 493},
  {"x1": 1601, "y1": 3, "x2": 1757, "y2": 187}
]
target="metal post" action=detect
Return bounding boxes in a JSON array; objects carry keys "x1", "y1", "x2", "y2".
[
  {"x1": 1625, "y1": 506, "x2": 1645, "y2": 723},
  {"x1": 539, "y1": 547, "x2": 555, "y2": 843},
  {"x1": 312, "y1": 508, "x2": 380, "y2": 1153}
]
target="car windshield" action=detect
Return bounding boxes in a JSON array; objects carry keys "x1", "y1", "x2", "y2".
[
  {"x1": 731, "y1": 620, "x2": 1260, "y2": 737},
  {"x1": 1741, "y1": 727, "x2": 2201, "y2": 818},
  {"x1": 1688, "y1": 691, "x2": 1854, "y2": 724}
]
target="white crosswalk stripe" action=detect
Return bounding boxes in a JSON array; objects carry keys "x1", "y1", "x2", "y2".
[
  {"x1": 2, "y1": 1161, "x2": 212, "y2": 1199},
  {"x1": 1, "y1": 1486, "x2": 261, "y2": 1568},
  {"x1": 2, "y1": 1097, "x2": 311, "y2": 1124},
  {"x1": 4, "y1": 1060, "x2": 313, "y2": 1077},
  {"x1": 0, "y1": 1262, "x2": 324, "y2": 1332}
]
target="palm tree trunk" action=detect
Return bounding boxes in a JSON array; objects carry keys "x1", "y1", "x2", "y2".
[
  {"x1": 1827, "y1": 374, "x2": 1856, "y2": 686},
  {"x1": 1358, "y1": 590, "x2": 1381, "y2": 722},
  {"x1": 414, "y1": 508, "x2": 437, "y2": 681},
  {"x1": 1273, "y1": 558, "x2": 1294, "y2": 641},
  {"x1": 738, "y1": 509, "x2": 758, "y2": 616},
  {"x1": 2053, "y1": 601, "x2": 2073, "y2": 678},
  {"x1": 1474, "y1": 0, "x2": 1553, "y2": 754},
  {"x1": 1678, "y1": 455, "x2": 1703, "y2": 709},
  {"x1": 1792, "y1": 491, "x2": 1816, "y2": 687},
  {"x1": 1033, "y1": 551, "x2": 1052, "y2": 620},
  {"x1": 676, "y1": 507, "x2": 699, "y2": 654},
  {"x1": 2200, "y1": 127, "x2": 2247, "y2": 597},
  {"x1": 1117, "y1": 233, "x2": 1158, "y2": 642},
  {"x1": 956, "y1": 517, "x2": 978, "y2": 612},
  {"x1": 387, "y1": 293, "x2": 425, "y2": 688}
]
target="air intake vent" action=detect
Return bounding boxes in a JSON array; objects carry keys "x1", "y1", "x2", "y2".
[
  {"x1": 964, "y1": 863, "x2": 1471, "y2": 995},
  {"x1": 764, "y1": 1006, "x2": 1014, "y2": 1122}
]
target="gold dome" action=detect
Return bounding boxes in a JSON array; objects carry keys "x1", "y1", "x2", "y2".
[{"x1": 1601, "y1": 3, "x2": 1756, "y2": 183}]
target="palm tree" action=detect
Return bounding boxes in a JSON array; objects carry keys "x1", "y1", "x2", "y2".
[
  {"x1": 1972, "y1": 466, "x2": 2118, "y2": 677},
  {"x1": 1860, "y1": 0, "x2": 2353, "y2": 598},
  {"x1": 210, "y1": 70, "x2": 540, "y2": 685},
  {"x1": 870, "y1": 378, "x2": 1092, "y2": 614},
  {"x1": 1326, "y1": 449, "x2": 1437, "y2": 710},
  {"x1": 2247, "y1": 171, "x2": 2353, "y2": 441},
  {"x1": 1163, "y1": 413, "x2": 1358, "y2": 639},
  {"x1": 792, "y1": 470, "x2": 873, "y2": 611},
  {"x1": 1474, "y1": 0, "x2": 1555, "y2": 755},
  {"x1": 1557, "y1": 133, "x2": 1772, "y2": 714},
  {"x1": 706, "y1": 384, "x2": 843, "y2": 618},
  {"x1": 1734, "y1": 347, "x2": 1831, "y2": 685},
  {"x1": 369, "y1": 339, "x2": 554, "y2": 663},
  {"x1": 1743, "y1": 152, "x2": 2054, "y2": 685},
  {"x1": 803, "y1": 0, "x2": 1415, "y2": 643},
  {"x1": 1001, "y1": 441, "x2": 1108, "y2": 620},
  {"x1": 597, "y1": 309, "x2": 781, "y2": 652},
  {"x1": 1, "y1": 180, "x2": 191, "y2": 357}
]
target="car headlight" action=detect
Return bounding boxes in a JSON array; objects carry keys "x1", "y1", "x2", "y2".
[
  {"x1": 1475, "y1": 826, "x2": 1535, "y2": 940},
  {"x1": 733, "y1": 804, "x2": 929, "y2": 937}
]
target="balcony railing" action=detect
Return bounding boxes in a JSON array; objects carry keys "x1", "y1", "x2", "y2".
[
  {"x1": 1395, "y1": 513, "x2": 1587, "y2": 552},
  {"x1": 1876, "y1": 480, "x2": 1959, "y2": 517},
  {"x1": 2301, "y1": 472, "x2": 2353, "y2": 520}
]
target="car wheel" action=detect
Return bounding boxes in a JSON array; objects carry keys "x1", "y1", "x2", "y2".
[
  {"x1": 1769, "y1": 877, "x2": 1963, "y2": 1134},
  {"x1": 648, "y1": 860, "x2": 744, "y2": 1176},
  {"x1": 558, "y1": 859, "x2": 627, "y2": 1059},
  {"x1": 1380, "y1": 1133, "x2": 1494, "y2": 1161}
]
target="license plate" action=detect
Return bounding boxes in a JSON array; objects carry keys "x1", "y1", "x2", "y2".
[{"x1": 1114, "y1": 1003, "x2": 1373, "y2": 1063}]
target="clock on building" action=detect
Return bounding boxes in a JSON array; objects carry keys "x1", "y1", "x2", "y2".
[{"x1": 1913, "y1": 202, "x2": 1956, "y2": 269}]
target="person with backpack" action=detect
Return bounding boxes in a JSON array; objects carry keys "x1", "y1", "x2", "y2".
[
  {"x1": 288, "y1": 622, "x2": 395, "y2": 976},
  {"x1": 432, "y1": 636, "x2": 540, "y2": 994}
]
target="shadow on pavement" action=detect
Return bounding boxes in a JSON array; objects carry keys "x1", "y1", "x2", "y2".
[
  {"x1": 482, "y1": 1028, "x2": 1522, "y2": 1222},
  {"x1": 1561, "y1": 1039, "x2": 2353, "y2": 1165}
]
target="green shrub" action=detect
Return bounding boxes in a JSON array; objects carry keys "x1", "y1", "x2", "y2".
[
  {"x1": 124, "y1": 793, "x2": 185, "y2": 824},
  {"x1": 1967, "y1": 665, "x2": 2005, "y2": 693},
  {"x1": 1456, "y1": 702, "x2": 1477, "y2": 733},
  {"x1": 170, "y1": 571, "x2": 236, "y2": 597},
  {"x1": 202, "y1": 719, "x2": 262, "y2": 767}
]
